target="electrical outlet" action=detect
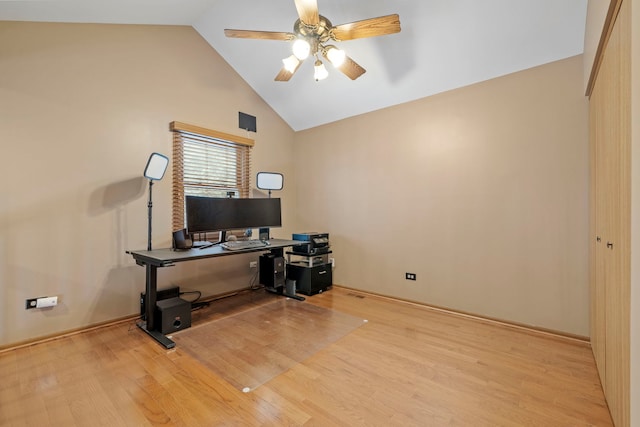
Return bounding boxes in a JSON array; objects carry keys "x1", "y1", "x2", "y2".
[
  {"x1": 37, "y1": 296, "x2": 58, "y2": 308},
  {"x1": 405, "y1": 272, "x2": 416, "y2": 281},
  {"x1": 249, "y1": 261, "x2": 258, "y2": 269},
  {"x1": 25, "y1": 296, "x2": 58, "y2": 309}
]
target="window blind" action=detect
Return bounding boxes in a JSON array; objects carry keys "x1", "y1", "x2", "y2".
[{"x1": 170, "y1": 121, "x2": 253, "y2": 233}]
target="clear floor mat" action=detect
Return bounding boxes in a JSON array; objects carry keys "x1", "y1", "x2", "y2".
[{"x1": 172, "y1": 298, "x2": 365, "y2": 392}]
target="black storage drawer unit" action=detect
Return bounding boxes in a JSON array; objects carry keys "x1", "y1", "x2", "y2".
[{"x1": 287, "y1": 263, "x2": 332, "y2": 295}]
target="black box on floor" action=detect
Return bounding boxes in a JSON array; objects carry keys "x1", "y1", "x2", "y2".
[
  {"x1": 155, "y1": 297, "x2": 191, "y2": 334},
  {"x1": 286, "y1": 263, "x2": 332, "y2": 296}
]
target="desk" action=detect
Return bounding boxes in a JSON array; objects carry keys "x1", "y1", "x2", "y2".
[{"x1": 127, "y1": 239, "x2": 298, "y2": 348}]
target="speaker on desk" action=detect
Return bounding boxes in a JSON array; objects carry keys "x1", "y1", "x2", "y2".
[
  {"x1": 155, "y1": 297, "x2": 191, "y2": 334},
  {"x1": 259, "y1": 227, "x2": 270, "y2": 241},
  {"x1": 172, "y1": 228, "x2": 193, "y2": 250}
]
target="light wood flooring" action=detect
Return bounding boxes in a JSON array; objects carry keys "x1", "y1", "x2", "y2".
[{"x1": 0, "y1": 287, "x2": 612, "y2": 426}]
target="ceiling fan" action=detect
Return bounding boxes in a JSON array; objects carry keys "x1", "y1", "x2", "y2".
[{"x1": 224, "y1": 0, "x2": 401, "y2": 82}]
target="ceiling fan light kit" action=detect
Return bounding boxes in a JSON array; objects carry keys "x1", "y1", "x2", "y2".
[
  {"x1": 292, "y1": 38, "x2": 311, "y2": 60},
  {"x1": 313, "y1": 58, "x2": 329, "y2": 81},
  {"x1": 224, "y1": 0, "x2": 401, "y2": 82},
  {"x1": 282, "y1": 54, "x2": 301, "y2": 73},
  {"x1": 325, "y1": 46, "x2": 346, "y2": 67}
]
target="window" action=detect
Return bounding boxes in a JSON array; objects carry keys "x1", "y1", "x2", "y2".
[{"x1": 170, "y1": 121, "x2": 253, "y2": 233}]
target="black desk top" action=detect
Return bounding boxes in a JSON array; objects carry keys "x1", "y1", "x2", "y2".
[{"x1": 128, "y1": 239, "x2": 298, "y2": 267}]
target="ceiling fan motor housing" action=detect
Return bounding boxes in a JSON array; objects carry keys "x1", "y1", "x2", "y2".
[{"x1": 294, "y1": 15, "x2": 334, "y2": 53}]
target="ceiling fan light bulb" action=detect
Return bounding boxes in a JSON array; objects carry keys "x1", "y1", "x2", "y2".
[
  {"x1": 292, "y1": 38, "x2": 310, "y2": 60},
  {"x1": 282, "y1": 55, "x2": 300, "y2": 73},
  {"x1": 326, "y1": 47, "x2": 346, "y2": 66},
  {"x1": 314, "y1": 60, "x2": 329, "y2": 81}
]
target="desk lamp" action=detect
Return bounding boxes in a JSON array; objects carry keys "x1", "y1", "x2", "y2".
[{"x1": 143, "y1": 152, "x2": 169, "y2": 251}]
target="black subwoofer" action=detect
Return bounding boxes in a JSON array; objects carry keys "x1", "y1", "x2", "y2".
[{"x1": 155, "y1": 297, "x2": 191, "y2": 334}]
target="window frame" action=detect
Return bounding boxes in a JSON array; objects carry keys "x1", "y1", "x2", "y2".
[{"x1": 170, "y1": 121, "x2": 254, "y2": 234}]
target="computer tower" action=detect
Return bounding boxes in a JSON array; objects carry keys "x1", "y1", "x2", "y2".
[
  {"x1": 259, "y1": 253, "x2": 285, "y2": 289},
  {"x1": 155, "y1": 297, "x2": 191, "y2": 334}
]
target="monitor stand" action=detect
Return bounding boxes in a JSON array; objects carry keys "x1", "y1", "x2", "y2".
[{"x1": 192, "y1": 241, "x2": 211, "y2": 247}]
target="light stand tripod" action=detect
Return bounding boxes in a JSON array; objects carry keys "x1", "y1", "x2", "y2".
[{"x1": 143, "y1": 152, "x2": 169, "y2": 251}]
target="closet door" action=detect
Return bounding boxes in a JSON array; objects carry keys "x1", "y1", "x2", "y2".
[
  {"x1": 589, "y1": 1, "x2": 630, "y2": 425},
  {"x1": 605, "y1": 3, "x2": 631, "y2": 423},
  {"x1": 589, "y1": 80, "x2": 606, "y2": 382}
]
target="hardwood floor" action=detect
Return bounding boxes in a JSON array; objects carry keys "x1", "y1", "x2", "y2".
[{"x1": 0, "y1": 287, "x2": 612, "y2": 426}]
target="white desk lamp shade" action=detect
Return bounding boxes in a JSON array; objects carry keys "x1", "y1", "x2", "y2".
[
  {"x1": 144, "y1": 152, "x2": 169, "y2": 181},
  {"x1": 257, "y1": 172, "x2": 283, "y2": 191}
]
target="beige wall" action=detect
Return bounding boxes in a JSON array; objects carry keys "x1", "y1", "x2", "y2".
[
  {"x1": 294, "y1": 55, "x2": 590, "y2": 336},
  {"x1": 0, "y1": 22, "x2": 298, "y2": 347},
  {"x1": 1, "y1": 21, "x2": 592, "y2": 347}
]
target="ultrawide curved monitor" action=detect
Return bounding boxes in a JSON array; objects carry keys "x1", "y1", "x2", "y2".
[{"x1": 185, "y1": 196, "x2": 281, "y2": 234}]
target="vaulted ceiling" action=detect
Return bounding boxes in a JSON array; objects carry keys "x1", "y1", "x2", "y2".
[{"x1": 1, "y1": 0, "x2": 587, "y2": 130}]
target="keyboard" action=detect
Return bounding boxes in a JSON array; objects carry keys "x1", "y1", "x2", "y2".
[{"x1": 221, "y1": 240, "x2": 268, "y2": 251}]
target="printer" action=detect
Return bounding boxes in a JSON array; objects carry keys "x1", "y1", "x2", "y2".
[{"x1": 292, "y1": 232, "x2": 330, "y2": 255}]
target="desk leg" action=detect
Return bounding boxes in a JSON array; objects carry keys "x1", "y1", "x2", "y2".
[
  {"x1": 136, "y1": 321, "x2": 176, "y2": 349},
  {"x1": 137, "y1": 263, "x2": 175, "y2": 349},
  {"x1": 144, "y1": 263, "x2": 157, "y2": 330},
  {"x1": 283, "y1": 292, "x2": 306, "y2": 301}
]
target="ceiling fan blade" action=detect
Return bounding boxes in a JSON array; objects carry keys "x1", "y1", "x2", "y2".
[
  {"x1": 331, "y1": 14, "x2": 401, "y2": 41},
  {"x1": 294, "y1": 0, "x2": 319, "y2": 26},
  {"x1": 224, "y1": 29, "x2": 295, "y2": 41},
  {"x1": 275, "y1": 61, "x2": 302, "y2": 82},
  {"x1": 332, "y1": 55, "x2": 366, "y2": 80}
]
